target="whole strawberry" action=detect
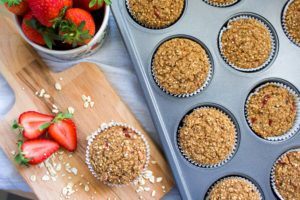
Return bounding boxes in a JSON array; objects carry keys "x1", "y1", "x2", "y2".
[
  {"x1": 74, "y1": 0, "x2": 109, "y2": 11},
  {"x1": 27, "y1": 0, "x2": 73, "y2": 27},
  {"x1": 59, "y1": 8, "x2": 96, "y2": 47},
  {"x1": 1, "y1": 0, "x2": 29, "y2": 15},
  {"x1": 21, "y1": 12, "x2": 47, "y2": 46}
]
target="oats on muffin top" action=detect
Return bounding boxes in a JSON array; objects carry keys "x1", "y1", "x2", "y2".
[
  {"x1": 274, "y1": 151, "x2": 300, "y2": 200},
  {"x1": 127, "y1": 0, "x2": 184, "y2": 28},
  {"x1": 178, "y1": 108, "x2": 236, "y2": 166},
  {"x1": 284, "y1": 0, "x2": 300, "y2": 44},
  {"x1": 89, "y1": 126, "x2": 147, "y2": 185},
  {"x1": 153, "y1": 38, "x2": 210, "y2": 95},
  {"x1": 207, "y1": 177, "x2": 261, "y2": 200},
  {"x1": 247, "y1": 84, "x2": 297, "y2": 139},
  {"x1": 221, "y1": 18, "x2": 272, "y2": 70}
]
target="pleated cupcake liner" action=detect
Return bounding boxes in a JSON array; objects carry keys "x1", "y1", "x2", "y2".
[
  {"x1": 205, "y1": 176, "x2": 263, "y2": 200},
  {"x1": 245, "y1": 82, "x2": 300, "y2": 141},
  {"x1": 218, "y1": 14, "x2": 277, "y2": 72},
  {"x1": 270, "y1": 148, "x2": 300, "y2": 200},
  {"x1": 151, "y1": 38, "x2": 213, "y2": 98},
  {"x1": 85, "y1": 121, "x2": 150, "y2": 187},
  {"x1": 203, "y1": 0, "x2": 240, "y2": 7},
  {"x1": 177, "y1": 106, "x2": 239, "y2": 168},
  {"x1": 125, "y1": 0, "x2": 186, "y2": 29},
  {"x1": 281, "y1": 0, "x2": 300, "y2": 47}
]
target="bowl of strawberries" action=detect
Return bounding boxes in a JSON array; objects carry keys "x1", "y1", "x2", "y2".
[{"x1": 2, "y1": 0, "x2": 110, "y2": 60}]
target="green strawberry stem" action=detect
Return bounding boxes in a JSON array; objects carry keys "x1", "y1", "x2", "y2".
[
  {"x1": 38, "y1": 113, "x2": 73, "y2": 131},
  {"x1": 0, "y1": 0, "x2": 22, "y2": 6},
  {"x1": 89, "y1": 0, "x2": 111, "y2": 8},
  {"x1": 12, "y1": 120, "x2": 24, "y2": 139},
  {"x1": 14, "y1": 141, "x2": 30, "y2": 166}
]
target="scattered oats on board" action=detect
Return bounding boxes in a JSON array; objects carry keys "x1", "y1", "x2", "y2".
[
  {"x1": 30, "y1": 175, "x2": 36, "y2": 182},
  {"x1": 151, "y1": 160, "x2": 157, "y2": 165},
  {"x1": 68, "y1": 106, "x2": 75, "y2": 114},
  {"x1": 156, "y1": 177, "x2": 163, "y2": 183},
  {"x1": 84, "y1": 185, "x2": 90, "y2": 192},
  {"x1": 42, "y1": 175, "x2": 50, "y2": 181},
  {"x1": 10, "y1": 150, "x2": 16, "y2": 155},
  {"x1": 44, "y1": 94, "x2": 51, "y2": 99},
  {"x1": 82, "y1": 94, "x2": 95, "y2": 108},
  {"x1": 151, "y1": 190, "x2": 156, "y2": 197},
  {"x1": 55, "y1": 82, "x2": 62, "y2": 91},
  {"x1": 38, "y1": 89, "x2": 46, "y2": 97}
]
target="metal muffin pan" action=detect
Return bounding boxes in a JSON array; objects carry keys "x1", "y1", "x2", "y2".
[{"x1": 111, "y1": 0, "x2": 300, "y2": 199}]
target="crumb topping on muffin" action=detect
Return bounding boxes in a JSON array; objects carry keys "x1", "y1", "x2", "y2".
[
  {"x1": 127, "y1": 0, "x2": 184, "y2": 28},
  {"x1": 284, "y1": 0, "x2": 300, "y2": 44},
  {"x1": 153, "y1": 38, "x2": 210, "y2": 95},
  {"x1": 178, "y1": 107, "x2": 236, "y2": 166},
  {"x1": 221, "y1": 18, "x2": 272, "y2": 70},
  {"x1": 247, "y1": 84, "x2": 297, "y2": 138},
  {"x1": 89, "y1": 126, "x2": 147, "y2": 185},
  {"x1": 274, "y1": 151, "x2": 300, "y2": 200},
  {"x1": 207, "y1": 177, "x2": 261, "y2": 200}
]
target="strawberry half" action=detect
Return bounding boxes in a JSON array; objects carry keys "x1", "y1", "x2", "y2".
[
  {"x1": 15, "y1": 139, "x2": 59, "y2": 165},
  {"x1": 47, "y1": 113, "x2": 77, "y2": 152},
  {"x1": 2, "y1": 0, "x2": 29, "y2": 16},
  {"x1": 59, "y1": 8, "x2": 96, "y2": 47},
  {"x1": 27, "y1": 0, "x2": 73, "y2": 27},
  {"x1": 13, "y1": 111, "x2": 54, "y2": 139}
]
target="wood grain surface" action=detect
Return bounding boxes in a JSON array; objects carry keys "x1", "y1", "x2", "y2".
[{"x1": 0, "y1": 12, "x2": 173, "y2": 200}]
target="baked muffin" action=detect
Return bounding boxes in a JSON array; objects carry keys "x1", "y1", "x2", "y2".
[
  {"x1": 152, "y1": 38, "x2": 211, "y2": 96},
  {"x1": 207, "y1": 177, "x2": 262, "y2": 200},
  {"x1": 178, "y1": 107, "x2": 236, "y2": 166},
  {"x1": 246, "y1": 84, "x2": 297, "y2": 139},
  {"x1": 205, "y1": 0, "x2": 238, "y2": 6},
  {"x1": 283, "y1": 0, "x2": 300, "y2": 45},
  {"x1": 220, "y1": 17, "x2": 273, "y2": 70},
  {"x1": 272, "y1": 150, "x2": 300, "y2": 200},
  {"x1": 127, "y1": 0, "x2": 185, "y2": 29},
  {"x1": 88, "y1": 125, "x2": 148, "y2": 185}
]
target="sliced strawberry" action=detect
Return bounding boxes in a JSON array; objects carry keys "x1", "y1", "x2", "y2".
[
  {"x1": 15, "y1": 139, "x2": 59, "y2": 165},
  {"x1": 48, "y1": 113, "x2": 77, "y2": 152},
  {"x1": 14, "y1": 111, "x2": 54, "y2": 139}
]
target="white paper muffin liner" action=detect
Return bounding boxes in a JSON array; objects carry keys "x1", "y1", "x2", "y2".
[
  {"x1": 177, "y1": 106, "x2": 239, "y2": 168},
  {"x1": 203, "y1": 0, "x2": 240, "y2": 7},
  {"x1": 205, "y1": 176, "x2": 263, "y2": 200},
  {"x1": 125, "y1": 0, "x2": 185, "y2": 29},
  {"x1": 270, "y1": 148, "x2": 300, "y2": 200},
  {"x1": 245, "y1": 82, "x2": 300, "y2": 141},
  {"x1": 282, "y1": 0, "x2": 300, "y2": 47},
  {"x1": 218, "y1": 15, "x2": 277, "y2": 72},
  {"x1": 151, "y1": 38, "x2": 213, "y2": 98},
  {"x1": 85, "y1": 121, "x2": 150, "y2": 187}
]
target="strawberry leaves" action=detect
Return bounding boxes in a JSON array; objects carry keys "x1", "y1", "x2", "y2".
[
  {"x1": 14, "y1": 141, "x2": 30, "y2": 166},
  {"x1": 88, "y1": 0, "x2": 111, "y2": 8},
  {"x1": 0, "y1": 0, "x2": 22, "y2": 7},
  {"x1": 39, "y1": 113, "x2": 73, "y2": 130}
]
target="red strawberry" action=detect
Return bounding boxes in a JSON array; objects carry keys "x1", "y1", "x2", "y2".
[
  {"x1": 74, "y1": 0, "x2": 105, "y2": 11},
  {"x1": 15, "y1": 139, "x2": 60, "y2": 165},
  {"x1": 21, "y1": 12, "x2": 46, "y2": 46},
  {"x1": 13, "y1": 111, "x2": 54, "y2": 139},
  {"x1": 3, "y1": 0, "x2": 29, "y2": 15},
  {"x1": 27, "y1": 0, "x2": 73, "y2": 27},
  {"x1": 59, "y1": 8, "x2": 95, "y2": 47},
  {"x1": 48, "y1": 113, "x2": 77, "y2": 152}
]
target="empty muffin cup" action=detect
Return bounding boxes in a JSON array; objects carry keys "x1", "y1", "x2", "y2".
[{"x1": 86, "y1": 122, "x2": 150, "y2": 186}]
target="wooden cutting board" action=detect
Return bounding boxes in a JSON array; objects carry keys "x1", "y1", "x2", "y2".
[{"x1": 0, "y1": 12, "x2": 173, "y2": 200}]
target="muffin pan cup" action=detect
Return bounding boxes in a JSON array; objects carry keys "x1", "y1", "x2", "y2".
[
  {"x1": 85, "y1": 121, "x2": 150, "y2": 187},
  {"x1": 282, "y1": 0, "x2": 300, "y2": 47},
  {"x1": 151, "y1": 36, "x2": 214, "y2": 98},
  {"x1": 177, "y1": 106, "x2": 239, "y2": 168},
  {"x1": 205, "y1": 176, "x2": 263, "y2": 200},
  {"x1": 245, "y1": 81, "x2": 300, "y2": 141},
  {"x1": 203, "y1": 0, "x2": 240, "y2": 8},
  {"x1": 111, "y1": 0, "x2": 300, "y2": 199},
  {"x1": 218, "y1": 14, "x2": 278, "y2": 72},
  {"x1": 270, "y1": 148, "x2": 300, "y2": 200}
]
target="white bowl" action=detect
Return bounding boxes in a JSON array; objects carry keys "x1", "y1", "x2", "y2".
[{"x1": 14, "y1": 5, "x2": 110, "y2": 61}]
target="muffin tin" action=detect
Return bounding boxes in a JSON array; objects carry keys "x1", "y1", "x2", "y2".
[{"x1": 111, "y1": 0, "x2": 300, "y2": 199}]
